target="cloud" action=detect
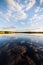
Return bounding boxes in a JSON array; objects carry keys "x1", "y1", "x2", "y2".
[
  {"x1": 26, "y1": 0, "x2": 36, "y2": 11},
  {"x1": 20, "y1": 22, "x2": 26, "y2": 26},
  {"x1": 0, "y1": 0, "x2": 27, "y2": 22},
  {"x1": 40, "y1": 0, "x2": 43, "y2": 4},
  {"x1": 35, "y1": 6, "x2": 43, "y2": 14},
  {"x1": 30, "y1": 14, "x2": 43, "y2": 21},
  {"x1": 35, "y1": 7, "x2": 40, "y2": 13},
  {"x1": 4, "y1": 0, "x2": 36, "y2": 22},
  {"x1": 0, "y1": 26, "x2": 18, "y2": 31},
  {"x1": 0, "y1": 0, "x2": 36, "y2": 22},
  {"x1": 6, "y1": 0, "x2": 27, "y2": 21},
  {"x1": 0, "y1": 0, "x2": 43, "y2": 31},
  {"x1": 0, "y1": 12, "x2": 3, "y2": 16},
  {"x1": 27, "y1": 11, "x2": 43, "y2": 30},
  {"x1": 20, "y1": 0, "x2": 36, "y2": 11}
]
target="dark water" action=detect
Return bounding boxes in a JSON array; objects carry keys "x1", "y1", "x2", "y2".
[{"x1": 0, "y1": 33, "x2": 43, "y2": 65}]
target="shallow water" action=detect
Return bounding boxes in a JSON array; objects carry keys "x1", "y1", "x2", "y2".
[{"x1": 0, "y1": 33, "x2": 43, "y2": 65}]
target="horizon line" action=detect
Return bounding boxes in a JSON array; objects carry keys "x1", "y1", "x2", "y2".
[{"x1": 0, "y1": 31, "x2": 43, "y2": 34}]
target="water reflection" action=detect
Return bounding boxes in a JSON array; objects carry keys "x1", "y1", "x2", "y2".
[{"x1": 0, "y1": 33, "x2": 43, "y2": 65}]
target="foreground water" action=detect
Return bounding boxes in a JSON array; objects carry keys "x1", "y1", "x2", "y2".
[{"x1": 0, "y1": 33, "x2": 43, "y2": 65}]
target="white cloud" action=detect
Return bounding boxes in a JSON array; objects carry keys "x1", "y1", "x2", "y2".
[
  {"x1": 0, "y1": 0, "x2": 27, "y2": 22},
  {"x1": 6, "y1": 0, "x2": 27, "y2": 21},
  {"x1": 0, "y1": 12, "x2": 3, "y2": 16},
  {"x1": 35, "y1": 6, "x2": 43, "y2": 13},
  {"x1": 0, "y1": 0, "x2": 36, "y2": 22},
  {"x1": 27, "y1": 12, "x2": 43, "y2": 30},
  {"x1": 40, "y1": 8, "x2": 43, "y2": 12},
  {"x1": 21, "y1": 22, "x2": 26, "y2": 26},
  {"x1": 26, "y1": 0, "x2": 36, "y2": 11},
  {"x1": 4, "y1": 0, "x2": 36, "y2": 22},
  {"x1": 40, "y1": 0, "x2": 43, "y2": 4},
  {"x1": 30, "y1": 14, "x2": 43, "y2": 21},
  {"x1": 35, "y1": 7, "x2": 40, "y2": 13}
]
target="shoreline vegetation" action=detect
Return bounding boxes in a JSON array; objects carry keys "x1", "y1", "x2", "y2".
[{"x1": 0, "y1": 31, "x2": 43, "y2": 34}]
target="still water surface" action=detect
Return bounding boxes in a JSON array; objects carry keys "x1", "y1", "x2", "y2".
[
  {"x1": 0, "y1": 33, "x2": 43, "y2": 65},
  {"x1": 0, "y1": 33, "x2": 43, "y2": 46}
]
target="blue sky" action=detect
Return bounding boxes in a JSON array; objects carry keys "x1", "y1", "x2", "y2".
[{"x1": 0, "y1": 0, "x2": 43, "y2": 31}]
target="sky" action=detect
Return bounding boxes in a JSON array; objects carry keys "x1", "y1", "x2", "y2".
[{"x1": 0, "y1": 0, "x2": 43, "y2": 31}]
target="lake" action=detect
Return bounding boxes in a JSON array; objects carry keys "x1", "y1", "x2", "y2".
[{"x1": 0, "y1": 33, "x2": 43, "y2": 65}]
